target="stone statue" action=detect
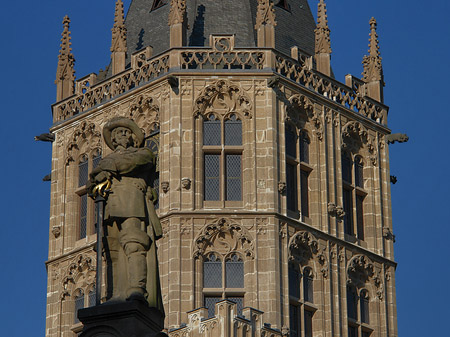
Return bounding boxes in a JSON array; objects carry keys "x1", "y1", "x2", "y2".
[{"x1": 88, "y1": 117, "x2": 163, "y2": 314}]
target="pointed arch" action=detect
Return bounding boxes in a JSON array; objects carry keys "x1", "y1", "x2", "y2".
[
  {"x1": 66, "y1": 121, "x2": 102, "y2": 165},
  {"x1": 193, "y1": 218, "x2": 254, "y2": 259},
  {"x1": 194, "y1": 80, "x2": 252, "y2": 119}
]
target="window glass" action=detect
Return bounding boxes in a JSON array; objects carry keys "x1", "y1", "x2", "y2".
[
  {"x1": 360, "y1": 290, "x2": 370, "y2": 324},
  {"x1": 303, "y1": 269, "x2": 313, "y2": 303},
  {"x1": 74, "y1": 290, "x2": 85, "y2": 323},
  {"x1": 79, "y1": 194, "x2": 88, "y2": 239},
  {"x1": 204, "y1": 296, "x2": 222, "y2": 318},
  {"x1": 342, "y1": 153, "x2": 352, "y2": 184},
  {"x1": 300, "y1": 170, "x2": 309, "y2": 217},
  {"x1": 347, "y1": 286, "x2": 358, "y2": 320},
  {"x1": 299, "y1": 131, "x2": 309, "y2": 163},
  {"x1": 343, "y1": 188, "x2": 353, "y2": 235},
  {"x1": 88, "y1": 286, "x2": 96, "y2": 307},
  {"x1": 226, "y1": 154, "x2": 242, "y2": 201},
  {"x1": 285, "y1": 126, "x2": 297, "y2": 158},
  {"x1": 356, "y1": 195, "x2": 365, "y2": 240},
  {"x1": 288, "y1": 266, "x2": 300, "y2": 299},
  {"x1": 203, "y1": 115, "x2": 221, "y2": 146},
  {"x1": 203, "y1": 253, "x2": 222, "y2": 288},
  {"x1": 78, "y1": 156, "x2": 89, "y2": 187},
  {"x1": 228, "y1": 296, "x2": 244, "y2": 316},
  {"x1": 224, "y1": 115, "x2": 242, "y2": 146},
  {"x1": 92, "y1": 152, "x2": 102, "y2": 170},
  {"x1": 289, "y1": 304, "x2": 300, "y2": 337},
  {"x1": 286, "y1": 163, "x2": 298, "y2": 212},
  {"x1": 348, "y1": 325, "x2": 358, "y2": 337},
  {"x1": 355, "y1": 157, "x2": 364, "y2": 188},
  {"x1": 204, "y1": 154, "x2": 220, "y2": 200},
  {"x1": 225, "y1": 254, "x2": 244, "y2": 288},
  {"x1": 304, "y1": 310, "x2": 313, "y2": 337}
]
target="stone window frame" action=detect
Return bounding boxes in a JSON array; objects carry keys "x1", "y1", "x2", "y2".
[
  {"x1": 341, "y1": 151, "x2": 367, "y2": 242},
  {"x1": 346, "y1": 285, "x2": 373, "y2": 337},
  {"x1": 284, "y1": 121, "x2": 313, "y2": 222},
  {"x1": 74, "y1": 148, "x2": 102, "y2": 241},
  {"x1": 202, "y1": 251, "x2": 245, "y2": 317},
  {"x1": 288, "y1": 264, "x2": 317, "y2": 337},
  {"x1": 201, "y1": 112, "x2": 244, "y2": 209}
]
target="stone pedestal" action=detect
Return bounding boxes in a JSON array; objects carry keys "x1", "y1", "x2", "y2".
[{"x1": 78, "y1": 300, "x2": 166, "y2": 337}]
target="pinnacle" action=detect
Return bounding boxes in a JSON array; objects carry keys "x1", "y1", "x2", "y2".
[
  {"x1": 111, "y1": 0, "x2": 127, "y2": 53},
  {"x1": 362, "y1": 17, "x2": 383, "y2": 83},
  {"x1": 315, "y1": 0, "x2": 331, "y2": 54}
]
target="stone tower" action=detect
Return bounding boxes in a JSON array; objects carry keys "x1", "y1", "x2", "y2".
[{"x1": 45, "y1": 1, "x2": 398, "y2": 336}]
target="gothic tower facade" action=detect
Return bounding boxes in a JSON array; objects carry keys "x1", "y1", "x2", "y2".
[{"x1": 45, "y1": 1, "x2": 398, "y2": 336}]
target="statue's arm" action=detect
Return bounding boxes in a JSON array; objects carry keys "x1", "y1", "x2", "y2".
[{"x1": 113, "y1": 148, "x2": 155, "y2": 175}]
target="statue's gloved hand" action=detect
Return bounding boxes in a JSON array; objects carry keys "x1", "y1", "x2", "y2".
[{"x1": 87, "y1": 171, "x2": 112, "y2": 197}]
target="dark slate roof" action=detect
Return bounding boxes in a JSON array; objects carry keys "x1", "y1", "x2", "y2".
[{"x1": 124, "y1": 0, "x2": 316, "y2": 57}]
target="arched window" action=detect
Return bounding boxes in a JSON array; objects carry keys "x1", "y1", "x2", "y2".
[
  {"x1": 203, "y1": 252, "x2": 244, "y2": 318},
  {"x1": 203, "y1": 114, "x2": 243, "y2": 204},
  {"x1": 76, "y1": 149, "x2": 102, "y2": 240},
  {"x1": 342, "y1": 153, "x2": 367, "y2": 241},
  {"x1": 73, "y1": 289, "x2": 85, "y2": 324},
  {"x1": 347, "y1": 287, "x2": 372, "y2": 337},
  {"x1": 88, "y1": 285, "x2": 96, "y2": 307},
  {"x1": 285, "y1": 125, "x2": 312, "y2": 219},
  {"x1": 289, "y1": 265, "x2": 316, "y2": 337}
]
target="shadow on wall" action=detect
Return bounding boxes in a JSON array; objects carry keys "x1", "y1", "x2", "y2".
[{"x1": 189, "y1": 5, "x2": 206, "y2": 46}]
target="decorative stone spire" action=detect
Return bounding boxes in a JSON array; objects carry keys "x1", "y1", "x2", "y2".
[
  {"x1": 314, "y1": 0, "x2": 331, "y2": 76},
  {"x1": 362, "y1": 17, "x2": 384, "y2": 102},
  {"x1": 168, "y1": 0, "x2": 187, "y2": 48},
  {"x1": 55, "y1": 16, "x2": 75, "y2": 101},
  {"x1": 111, "y1": 0, "x2": 127, "y2": 75},
  {"x1": 255, "y1": 0, "x2": 277, "y2": 48}
]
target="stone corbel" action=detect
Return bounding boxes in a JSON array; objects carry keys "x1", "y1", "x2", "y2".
[
  {"x1": 52, "y1": 226, "x2": 61, "y2": 238},
  {"x1": 278, "y1": 181, "x2": 286, "y2": 194},
  {"x1": 382, "y1": 227, "x2": 396, "y2": 242},
  {"x1": 181, "y1": 178, "x2": 191, "y2": 190},
  {"x1": 161, "y1": 181, "x2": 170, "y2": 193},
  {"x1": 328, "y1": 203, "x2": 345, "y2": 221},
  {"x1": 386, "y1": 133, "x2": 409, "y2": 145}
]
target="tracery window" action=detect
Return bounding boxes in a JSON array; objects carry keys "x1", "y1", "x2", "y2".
[
  {"x1": 289, "y1": 265, "x2": 316, "y2": 337},
  {"x1": 285, "y1": 124, "x2": 311, "y2": 219},
  {"x1": 203, "y1": 114, "x2": 243, "y2": 205},
  {"x1": 76, "y1": 149, "x2": 102, "y2": 240},
  {"x1": 342, "y1": 153, "x2": 366, "y2": 240},
  {"x1": 73, "y1": 289, "x2": 84, "y2": 324},
  {"x1": 203, "y1": 252, "x2": 244, "y2": 317},
  {"x1": 347, "y1": 286, "x2": 372, "y2": 337}
]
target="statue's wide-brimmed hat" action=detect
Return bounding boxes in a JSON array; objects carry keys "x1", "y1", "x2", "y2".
[{"x1": 103, "y1": 117, "x2": 144, "y2": 150}]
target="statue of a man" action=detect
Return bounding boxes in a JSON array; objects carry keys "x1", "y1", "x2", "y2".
[{"x1": 88, "y1": 117, "x2": 163, "y2": 313}]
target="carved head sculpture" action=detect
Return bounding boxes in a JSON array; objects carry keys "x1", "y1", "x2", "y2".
[{"x1": 103, "y1": 117, "x2": 144, "y2": 150}]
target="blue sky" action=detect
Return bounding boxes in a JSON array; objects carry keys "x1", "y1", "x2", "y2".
[{"x1": 0, "y1": 1, "x2": 448, "y2": 336}]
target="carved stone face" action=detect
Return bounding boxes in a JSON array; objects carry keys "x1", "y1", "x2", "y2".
[{"x1": 112, "y1": 126, "x2": 134, "y2": 149}]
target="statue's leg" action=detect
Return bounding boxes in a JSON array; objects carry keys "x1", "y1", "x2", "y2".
[{"x1": 119, "y1": 217, "x2": 151, "y2": 300}]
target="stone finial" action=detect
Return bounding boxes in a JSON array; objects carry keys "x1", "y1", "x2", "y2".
[
  {"x1": 111, "y1": 0, "x2": 127, "y2": 75},
  {"x1": 55, "y1": 15, "x2": 75, "y2": 101},
  {"x1": 255, "y1": 0, "x2": 277, "y2": 48},
  {"x1": 314, "y1": 0, "x2": 331, "y2": 76},
  {"x1": 168, "y1": 0, "x2": 187, "y2": 47},
  {"x1": 362, "y1": 17, "x2": 383, "y2": 82},
  {"x1": 315, "y1": 0, "x2": 331, "y2": 54},
  {"x1": 168, "y1": 0, "x2": 186, "y2": 25},
  {"x1": 362, "y1": 17, "x2": 384, "y2": 102}
]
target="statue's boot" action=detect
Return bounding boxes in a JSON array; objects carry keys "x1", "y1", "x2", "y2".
[{"x1": 126, "y1": 250, "x2": 148, "y2": 301}]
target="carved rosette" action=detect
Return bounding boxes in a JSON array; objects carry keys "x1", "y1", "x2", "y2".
[
  {"x1": 66, "y1": 121, "x2": 102, "y2": 164},
  {"x1": 193, "y1": 80, "x2": 252, "y2": 119},
  {"x1": 193, "y1": 218, "x2": 255, "y2": 259},
  {"x1": 286, "y1": 94, "x2": 323, "y2": 141}
]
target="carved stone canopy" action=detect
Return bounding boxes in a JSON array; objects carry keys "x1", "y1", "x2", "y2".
[
  {"x1": 66, "y1": 121, "x2": 102, "y2": 164},
  {"x1": 193, "y1": 218, "x2": 254, "y2": 259},
  {"x1": 347, "y1": 254, "x2": 375, "y2": 286},
  {"x1": 341, "y1": 121, "x2": 368, "y2": 152},
  {"x1": 194, "y1": 80, "x2": 252, "y2": 119},
  {"x1": 288, "y1": 231, "x2": 319, "y2": 264},
  {"x1": 286, "y1": 94, "x2": 323, "y2": 140},
  {"x1": 128, "y1": 94, "x2": 160, "y2": 135}
]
